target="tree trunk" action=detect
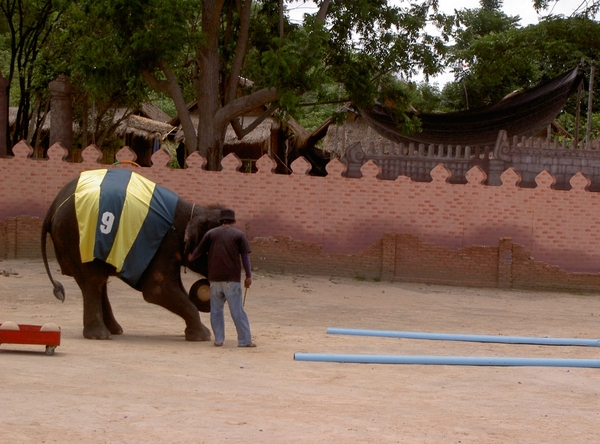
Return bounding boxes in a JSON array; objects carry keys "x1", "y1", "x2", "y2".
[
  {"x1": 148, "y1": 0, "x2": 280, "y2": 171},
  {"x1": 197, "y1": 0, "x2": 225, "y2": 170},
  {"x1": 142, "y1": 65, "x2": 197, "y2": 155}
]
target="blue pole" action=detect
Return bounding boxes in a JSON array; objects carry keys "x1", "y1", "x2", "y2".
[
  {"x1": 326, "y1": 327, "x2": 600, "y2": 347},
  {"x1": 294, "y1": 353, "x2": 600, "y2": 368}
]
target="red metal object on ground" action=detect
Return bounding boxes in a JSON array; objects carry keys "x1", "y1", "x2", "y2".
[{"x1": 0, "y1": 324, "x2": 61, "y2": 355}]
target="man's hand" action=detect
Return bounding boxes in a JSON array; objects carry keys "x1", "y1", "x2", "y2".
[{"x1": 244, "y1": 277, "x2": 252, "y2": 288}]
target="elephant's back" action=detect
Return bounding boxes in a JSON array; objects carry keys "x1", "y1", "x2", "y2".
[{"x1": 47, "y1": 177, "x2": 78, "y2": 216}]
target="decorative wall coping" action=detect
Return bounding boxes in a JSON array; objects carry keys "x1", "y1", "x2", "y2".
[{"x1": 2, "y1": 139, "x2": 600, "y2": 274}]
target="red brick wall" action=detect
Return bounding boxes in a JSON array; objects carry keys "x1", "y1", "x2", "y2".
[
  {"x1": 4, "y1": 214, "x2": 600, "y2": 291},
  {"x1": 393, "y1": 233, "x2": 499, "y2": 287},
  {"x1": 2, "y1": 140, "x2": 600, "y2": 286},
  {"x1": 251, "y1": 235, "x2": 383, "y2": 280},
  {"x1": 0, "y1": 220, "x2": 6, "y2": 259},
  {"x1": 0, "y1": 216, "x2": 54, "y2": 260}
]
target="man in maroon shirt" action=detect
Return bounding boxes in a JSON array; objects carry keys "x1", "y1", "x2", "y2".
[{"x1": 188, "y1": 208, "x2": 255, "y2": 347}]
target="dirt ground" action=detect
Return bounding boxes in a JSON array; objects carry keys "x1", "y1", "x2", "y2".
[{"x1": 1, "y1": 258, "x2": 600, "y2": 443}]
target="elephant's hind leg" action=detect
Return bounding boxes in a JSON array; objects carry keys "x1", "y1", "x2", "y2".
[
  {"x1": 102, "y1": 283, "x2": 123, "y2": 335},
  {"x1": 73, "y1": 263, "x2": 113, "y2": 339},
  {"x1": 141, "y1": 272, "x2": 211, "y2": 342}
]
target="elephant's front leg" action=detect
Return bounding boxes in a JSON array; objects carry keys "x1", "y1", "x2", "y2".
[
  {"x1": 73, "y1": 263, "x2": 113, "y2": 339},
  {"x1": 141, "y1": 271, "x2": 211, "y2": 342}
]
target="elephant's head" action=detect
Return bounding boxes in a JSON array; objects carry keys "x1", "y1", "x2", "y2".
[{"x1": 183, "y1": 205, "x2": 223, "y2": 275}]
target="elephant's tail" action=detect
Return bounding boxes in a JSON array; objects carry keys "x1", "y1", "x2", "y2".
[{"x1": 42, "y1": 209, "x2": 65, "y2": 303}]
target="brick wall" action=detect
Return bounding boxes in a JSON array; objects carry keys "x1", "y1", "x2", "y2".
[
  {"x1": 251, "y1": 235, "x2": 383, "y2": 280},
  {"x1": 7, "y1": 216, "x2": 599, "y2": 291},
  {"x1": 2, "y1": 140, "x2": 600, "y2": 290},
  {"x1": 0, "y1": 216, "x2": 54, "y2": 260},
  {"x1": 251, "y1": 234, "x2": 600, "y2": 291},
  {"x1": 0, "y1": 219, "x2": 6, "y2": 259}
]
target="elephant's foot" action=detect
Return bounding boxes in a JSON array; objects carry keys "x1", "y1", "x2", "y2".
[
  {"x1": 185, "y1": 324, "x2": 211, "y2": 342},
  {"x1": 83, "y1": 325, "x2": 112, "y2": 340},
  {"x1": 104, "y1": 319, "x2": 123, "y2": 335}
]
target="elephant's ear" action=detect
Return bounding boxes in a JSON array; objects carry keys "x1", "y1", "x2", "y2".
[
  {"x1": 184, "y1": 218, "x2": 201, "y2": 261},
  {"x1": 183, "y1": 206, "x2": 222, "y2": 263}
]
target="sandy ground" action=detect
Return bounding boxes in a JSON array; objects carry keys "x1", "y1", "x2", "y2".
[{"x1": 1, "y1": 258, "x2": 600, "y2": 443}]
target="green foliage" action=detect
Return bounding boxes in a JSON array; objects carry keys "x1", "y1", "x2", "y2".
[
  {"x1": 247, "y1": 22, "x2": 329, "y2": 113},
  {"x1": 324, "y1": 0, "x2": 447, "y2": 103},
  {"x1": 0, "y1": 17, "x2": 9, "y2": 79},
  {"x1": 147, "y1": 91, "x2": 177, "y2": 118},
  {"x1": 406, "y1": 82, "x2": 448, "y2": 113},
  {"x1": 480, "y1": 0, "x2": 504, "y2": 10},
  {"x1": 3, "y1": 0, "x2": 451, "y2": 164},
  {"x1": 556, "y1": 112, "x2": 600, "y2": 145},
  {"x1": 294, "y1": 87, "x2": 339, "y2": 132},
  {"x1": 65, "y1": 0, "x2": 198, "y2": 104},
  {"x1": 441, "y1": 4, "x2": 522, "y2": 109},
  {"x1": 162, "y1": 140, "x2": 181, "y2": 168},
  {"x1": 442, "y1": 15, "x2": 600, "y2": 114},
  {"x1": 0, "y1": 0, "x2": 74, "y2": 145}
]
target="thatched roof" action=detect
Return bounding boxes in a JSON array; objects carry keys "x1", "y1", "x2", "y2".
[
  {"x1": 8, "y1": 107, "x2": 17, "y2": 125},
  {"x1": 9, "y1": 107, "x2": 51, "y2": 131},
  {"x1": 174, "y1": 116, "x2": 272, "y2": 145},
  {"x1": 9, "y1": 103, "x2": 172, "y2": 139},
  {"x1": 116, "y1": 114, "x2": 175, "y2": 140},
  {"x1": 140, "y1": 102, "x2": 171, "y2": 123},
  {"x1": 225, "y1": 116, "x2": 272, "y2": 145},
  {"x1": 112, "y1": 103, "x2": 170, "y2": 124},
  {"x1": 167, "y1": 101, "x2": 196, "y2": 127}
]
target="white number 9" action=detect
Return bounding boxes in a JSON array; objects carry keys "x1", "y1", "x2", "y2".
[{"x1": 100, "y1": 211, "x2": 115, "y2": 234}]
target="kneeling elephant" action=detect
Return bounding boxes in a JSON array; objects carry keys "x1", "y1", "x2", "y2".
[{"x1": 42, "y1": 168, "x2": 219, "y2": 341}]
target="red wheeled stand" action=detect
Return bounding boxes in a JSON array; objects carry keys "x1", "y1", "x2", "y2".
[{"x1": 0, "y1": 324, "x2": 61, "y2": 355}]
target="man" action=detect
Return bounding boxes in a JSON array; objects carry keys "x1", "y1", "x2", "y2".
[{"x1": 188, "y1": 208, "x2": 256, "y2": 347}]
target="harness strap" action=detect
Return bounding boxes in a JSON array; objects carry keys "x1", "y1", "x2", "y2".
[{"x1": 183, "y1": 203, "x2": 196, "y2": 274}]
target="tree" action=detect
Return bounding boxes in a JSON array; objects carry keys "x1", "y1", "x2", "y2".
[
  {"x1": 0, "y1": 0, "x2": 72, "y2": 150},
  {"x1": 63, "y1": 0, "x2": 447, "y2": 170},
  {"x1": 439, "y1": 0, "x2": 522, "y2": 110},
  {"x1": 534, "y1": 0, "x2": 599, "y2": 18},
  {"x1": 440, "y1": 3, "x2": 600, "y2": 111}
]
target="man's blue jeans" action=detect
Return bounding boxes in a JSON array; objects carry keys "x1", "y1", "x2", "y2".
[{"x1": 209, "y1": 281, "x2": 252, "y2": 346}]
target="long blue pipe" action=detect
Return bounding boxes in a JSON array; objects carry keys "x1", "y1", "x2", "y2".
[
  {"x1": 327, "y1": 327, "x2": 600, "y2": 347},
  {"x1": 294, "y1": 353, "x2": 600, "y2": 367}
]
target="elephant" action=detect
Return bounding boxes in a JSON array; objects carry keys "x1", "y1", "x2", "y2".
[{"x1": 41, "y1": 168, "x2": 221, "y2": 341}]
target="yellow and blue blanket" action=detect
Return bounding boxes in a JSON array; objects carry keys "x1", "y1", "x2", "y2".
[{"x1": 74, "y1": 169, "x2": 179, "y2": 286}]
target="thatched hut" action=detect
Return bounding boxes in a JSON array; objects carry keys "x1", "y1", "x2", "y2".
[
  {"x1": 9, "y1": 107, "x2": 54, "y2": 157},
  {"x1": 171, "y1": 103, "x2": 276, "y2": 171},
  {"x1": 223, "y1": 116, "x2": 274, "y2": 171},
  {"x1": 116, "y1": 114, "x2": 175, "y2": 166}
]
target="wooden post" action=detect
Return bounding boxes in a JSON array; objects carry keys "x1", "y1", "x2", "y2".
[
  {"x1": 585, "y1": 63, "x2": 595, "y2": 150},
  {"x1": 49, "y1": 74, "x2": 73, "y2": 156},
  {"x1": 0, "y1": 73, "x2": 8, "y2": 157},
  {"x1": 575, "y1": 81, "x2": 582, "y2": 145},
  {"x1": 574, "y1": 57, "x2": 585, "y2": 147}
]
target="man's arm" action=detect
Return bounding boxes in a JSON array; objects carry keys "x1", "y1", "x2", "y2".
[
  {"x1": 188, "y1": 233, "x2": 209, "y2": 262},
  {"x1": 242, "y1": 252, "x2": 252, "y2": 288}
]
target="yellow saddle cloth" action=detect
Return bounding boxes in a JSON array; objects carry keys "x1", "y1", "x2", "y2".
[{"x1": 75, "y1": 169, "x2": 179, "y2": 286}]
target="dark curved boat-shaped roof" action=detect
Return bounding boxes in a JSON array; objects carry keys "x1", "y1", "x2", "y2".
[{"x1": 359, "y1": 66, "x2": 585, "y2": 146}]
